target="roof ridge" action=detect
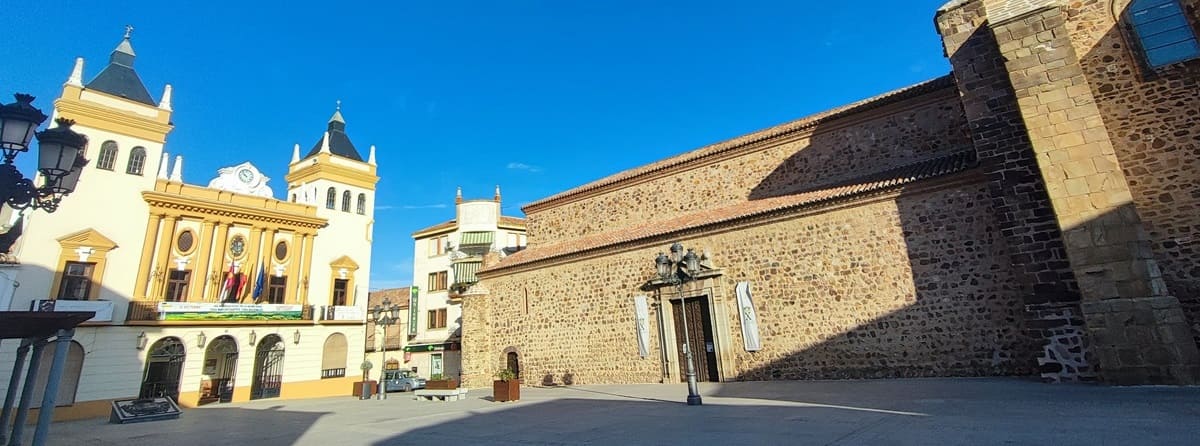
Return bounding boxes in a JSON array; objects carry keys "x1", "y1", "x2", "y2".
[{"x1": 522, "y1": 74, "x2": 958, "y2": 213}]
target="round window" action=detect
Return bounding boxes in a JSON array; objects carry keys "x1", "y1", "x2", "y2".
[
  {"x1": 274, "y1": 241, "x2": 288, "y2": 261},
  {"x1": 176, "y1": 231, "x2": 194, "y2": 253}
]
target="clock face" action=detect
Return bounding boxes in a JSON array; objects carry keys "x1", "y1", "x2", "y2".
[{"x1": 237, "y1": 168, "x2": 254, "y2": 184}]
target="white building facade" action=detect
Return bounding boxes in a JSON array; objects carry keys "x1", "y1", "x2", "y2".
[
  {"x1": 408, "y1": 188, "x2": 525, "y2": 381},
  {"x1": 0, "y1": 32, "x2": 378, "y2": 422}
]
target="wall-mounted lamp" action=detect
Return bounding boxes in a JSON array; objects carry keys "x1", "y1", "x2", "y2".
[
  {"x1": 248, "y1": 330, "x2": 257, "y2": 346},
  {"x1": 293, "y1": 329, "x2": 301, "y2": 345},
  {"x1": 136, "y1": 331, "x2": 148, "y2": 350},
  {"x1": 197, "y1": 331, "x2": 207, "y2": 349}
]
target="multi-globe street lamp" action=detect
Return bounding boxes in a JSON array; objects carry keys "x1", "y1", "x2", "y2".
[
  {"x1": 369, "y1": 299, "x2": 402, "y2": 400},
  {"x1": 0, "y1": 93, "x2": 89, "y2": 213},
  {"x1": 655, "y1": 241, "x2": 703, "y2": 406}
]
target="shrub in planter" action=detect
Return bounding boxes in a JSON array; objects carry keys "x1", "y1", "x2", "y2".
[
  {"x1": 426, "y1": 373, "x2": 458, "y2": 390},
  {"x1": 493, "y1": 368, "x2": 520, "y2": 402}
]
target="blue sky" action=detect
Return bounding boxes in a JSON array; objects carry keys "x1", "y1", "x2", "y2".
[{"x1": 0, "y1": 1, "x2": 952, "y2": 290}]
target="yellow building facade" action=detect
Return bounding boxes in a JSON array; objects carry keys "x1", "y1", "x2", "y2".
[{"x1": 0, "y1": 32, "x2": 378, "y2": 422}]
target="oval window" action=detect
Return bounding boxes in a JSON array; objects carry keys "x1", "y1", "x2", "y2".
[
  {"x1": 177, "y1": 231, "x2": 194, "y2": 253},
  {"x1": 274, "y1": 241, "x2": 288, "y2": 261}
]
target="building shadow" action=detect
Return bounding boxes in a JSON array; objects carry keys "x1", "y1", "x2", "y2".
[{"x1": 48, "y1": 406, "x2": 328, "y2": 445}]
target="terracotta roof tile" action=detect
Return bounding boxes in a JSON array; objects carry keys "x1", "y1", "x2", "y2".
[
  {"x1": 523, "y1": 75, "x2": 958, "y2": 213},
  {"x1": 368, "y1": 287, "x2": 411, "y2": 308},
  {"x1": 486, "y1": 150, "x2": 977, "y2": 274}
]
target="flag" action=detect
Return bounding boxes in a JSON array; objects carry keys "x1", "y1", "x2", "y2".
[
  {"x1": 237, "y1": 262, "x2": 251, "y2": 299},
  {"x1": 218, "y1": 263, "x2": 235, "y2": 302},
  {"x1": 252, "y1": 260, "x2": 266, "y2": 301}
]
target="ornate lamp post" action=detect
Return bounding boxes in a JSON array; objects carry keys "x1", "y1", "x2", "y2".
[
  {"x1": 368, "y1": 299, "x2": 402, "y2": 400},
  {"x1": 655, "y1": 241, "x2": 703, "y2": 406},
  {"x1": 0, "y1": 94, "x2": 89, "y2": 213}
]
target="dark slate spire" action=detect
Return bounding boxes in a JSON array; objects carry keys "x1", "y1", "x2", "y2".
[
  {"x1": 306, "y1": 101, "x2": 364, "y2": 161},
  {"x1": 84, "y1": 25, "x2": 156, "y2": 106}
]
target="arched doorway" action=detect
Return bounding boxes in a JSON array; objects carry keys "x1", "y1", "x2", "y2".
[
  {"x1": 250, "y1": 334, "x2": 285, "y2": 400},
  {"x1": 30, "y1": 341, "x2": 85, "y2": 406},
  {"x1": 506, "y1": 351, "x2": 520, "y2": 380},
  {"x1": 140, "y1": 337, "x2": 185, "y2": 401},
  {"x1": 199, "y1": 335, "x2": 238, "y2": 405}
]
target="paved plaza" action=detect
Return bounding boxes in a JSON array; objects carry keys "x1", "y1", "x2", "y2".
[{"x1": 45, "y1": 378, "x2": 1200, "y2": 445}]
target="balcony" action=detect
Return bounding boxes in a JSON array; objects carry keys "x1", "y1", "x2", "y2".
[
  {"x1": 126, "y1": 300, "x2": 315, "y2": 325},
  {"x1": 321, "y1": 305, "x2": 365, "y2": 323},
  {"x1": 31, "y1": 299, "x2": 114, "y2": 323}
]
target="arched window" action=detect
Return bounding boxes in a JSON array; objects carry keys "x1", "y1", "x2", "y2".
[
  {"x1": 321, "y1": 333, "x2": 348, "y2": 379},
  {"x1": 356, "y1": 193, "x2": 366, "y2": 215},
  {"x1": 325, "y1": 187, "x2": 336, "y2": 209},
  {"x1": 126, "y1": 147, "x2": 147, "y2": 175},
  {"x1": 96, "y1": 141, "x2": 118, "y2": 171},
  {"x1": 341, "y1": 190, "x2": 351, "y2": 212},
  {"x1": 291, "y1": 193, "x2": 296, "y2": 202},
  {"x1": 29, "y1": 341, "x2": 85, "y2": 406},
  {"x1": 1126, "y1": 0, "x2": 1200, "y2": 68}
]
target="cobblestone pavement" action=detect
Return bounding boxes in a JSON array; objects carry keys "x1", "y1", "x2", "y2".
[{"x1": 41, "y1": 378, "x2": 1200, "y2": 445}]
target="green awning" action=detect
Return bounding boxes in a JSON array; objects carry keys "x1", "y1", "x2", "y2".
[
  {"x1": 453, "y1": 261, "x2": 482, "y2": 285},
  {"x1": 459, "y1": 231, "x2": 493, "y2": 246}
]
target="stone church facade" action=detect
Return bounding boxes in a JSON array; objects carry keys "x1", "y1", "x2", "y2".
[{"x1": 462, "y1": 0, "x2": 1200, "y2": 388}]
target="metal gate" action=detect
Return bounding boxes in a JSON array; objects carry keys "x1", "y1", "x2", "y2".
[
  {"x1": 219, "y1": 352, "x2": 238, "y2": 403},
  {"x1": 139, "y1": 337, "x2": 186, "y2": 401},
  {"x1": 251, "y1": 335, "x2": 285, "y2": 400}
]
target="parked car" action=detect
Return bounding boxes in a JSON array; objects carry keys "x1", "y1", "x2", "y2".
[{"x1": 383, "y1": 370, "x2": 426, "y2": 392}]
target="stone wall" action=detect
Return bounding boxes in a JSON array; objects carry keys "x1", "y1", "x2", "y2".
[
  {"x1": 464, "y1": 179, "x2": 1037, "y2": 387},
  {"x1": 524, "y1": 89, "x2": 974, "y2": 246},
  {"x1": 1065, "y1": 0, "x2": 1200, "y2": 344}
]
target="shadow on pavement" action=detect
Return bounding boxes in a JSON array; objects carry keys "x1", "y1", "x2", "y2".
[{"x1": 49, "y1": 406, "x2": 328, "y2": 446}]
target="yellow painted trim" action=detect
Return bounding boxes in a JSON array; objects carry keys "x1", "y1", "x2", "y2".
[
  {"x1": 285, "y1": 232, "x2": 302, "y2": 304},
  {"x1": 329, "y1": 255, "x2": 360, "y2": 271},
  {"x1": 133, "y1": 214, "x2": 163, "y2": 300},
  {"x1": 144, "y1": 180, "x2": 327, "y2": 231},
  {"x1": 206, "y1": 222, "x2": 232, "y2": 301},
  {"x1": 54, "y1": 91, "x2": 173, "y2": 143},
  {"x1": 149, "y1": 217, "x2": 181, "y2": 299},
  {"x1": 285, "y1": 159, "x2": 379, "y2": 191},
  {"x1": 21, "y1": 398, "x2": 125, "y2": 424},
  {"x1": 124, "y1": 319, "x2": 317, "y2": 327},
  {"x1": 190, "y1": 221, "x2": 216, "y2": 302},
  {"x1": 327, "y1": 256, "x2": 359, "y2": 306},
  {"x1": 299, "y1": 234, "x2": 314, "y2": 305},
  {"x1": 49, "y1": 228, "x2": 118, "y2": 300},
  {"x1": 412, "y1": 225, "x2": 457, "y2": 239},
  {"x1": 280, "y1": 376, "x2": 361, "y2": 399}
]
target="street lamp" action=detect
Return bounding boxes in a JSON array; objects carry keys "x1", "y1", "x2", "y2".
[
  {"x1": 654, "y1": 241, "x2": 703, "y2": 406},
  {"x1": 0, "y1": 94, "x2": 89, "y2": 213},
  {"x1": 369, "y1": 299, "x2": 402, "y2": 400}
]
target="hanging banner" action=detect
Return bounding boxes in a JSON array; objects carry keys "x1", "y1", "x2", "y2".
[
  {"x1": 735, "y1": 281, "x2": 762, "y2": 352},
  {"x1": 634, "y1": 295, "x2": 651, "y2": 358},
  {"x1": 408, "y1": 286, "x2": 419, "y2": 336}
]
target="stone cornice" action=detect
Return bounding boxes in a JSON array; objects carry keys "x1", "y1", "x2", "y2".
[{"x1": 480, "y1": 169, "x2": 985, "y2": 278}]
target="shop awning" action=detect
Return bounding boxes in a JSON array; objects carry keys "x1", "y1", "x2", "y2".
[
  {"x1": 459, "y1": 231, "x2": 493, "y2": 246},
  {"x1": 452, "y1": 261, "x2": 482, "y2": 285}
]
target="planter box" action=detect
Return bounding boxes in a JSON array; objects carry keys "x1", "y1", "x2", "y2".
[
  {"x1": 426, "y1": 379, "x2": 458, "y2": 390},
  {"x1": 493, "y1": 379, "x2": 520, "y2": 402},
  {"x1": 352, "y1": 380, "x2": 377, "y2": 398}
]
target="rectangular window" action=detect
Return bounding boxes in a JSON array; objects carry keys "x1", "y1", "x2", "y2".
[
  {"x1": 427, "y1": 271, "x2": 447, "y2": 291},
  {"x1": 163, "y1": 270, "x2": 191, "y2": 302},
  {"x1": 332, "y1": 279, "x2": 349, "y2": 306},
  {"x1": 427, "y1": 235, "x2": 448, "y2": 257},
  {"x1": 267, "y1": 276, "x2": 287, "y2": 304},
  {"x1": 56, "y1": 262, "x2": 95, "y2": 300},
  {"x1": 427, "y1": 308, "x2": 447, "y2": 329},
  {"x1": 1129, "y1": 0, "x2": 1200, "y2": 67},
  {"x1": 321, "y1": 368, "x2": 346, "y2": 379}
]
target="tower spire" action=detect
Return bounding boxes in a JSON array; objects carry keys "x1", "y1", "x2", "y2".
[
  {"x1": 319, "y1": 132, "x2": 331, "y2": 154},
  {"x1": 169, "y1": 155, "x2": 183, "y2": 182},
  {"x1": 292, "y1": 143, "x2": 301, "y2": 163},
  {"x1": 456, "y1": 187, "x2": 463, "y2": 204},
  {"x1": 494, "y1": 185, "x2": 501, "y2": 202},
  {"x1": 157, "y1": 152, "x2": 170, "y2": 179},
  {"x1": 66, "y1": 57, "x2": 84, "y2": 87},
  {"x1": 159, "y1": 84, "x2": 173, "y2": 110},
  {"x1": 368, "y1": 144, "x2": 376, "y2": 165}
]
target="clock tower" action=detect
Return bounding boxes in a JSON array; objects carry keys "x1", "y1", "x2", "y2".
[{"x1": 284, "y1": 104, "x2": 379, "y2": 309}]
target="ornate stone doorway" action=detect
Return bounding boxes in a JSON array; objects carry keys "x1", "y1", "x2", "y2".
[{"x1": 671, "y1": 295, "x2": 719, "y2": 382}]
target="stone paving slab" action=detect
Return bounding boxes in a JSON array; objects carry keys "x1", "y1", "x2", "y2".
[{"x1": 35, "y1": 378, "x2": 1200, "y2": 445}]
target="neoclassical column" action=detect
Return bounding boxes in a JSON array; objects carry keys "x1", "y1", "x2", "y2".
[
  {"x1": 189, "y1": 220, "x2": 217, "y2": 302},
  {"x1": 284, "y1": 230, "x2": 303, "y2": 304},
  {"x1": 133, "y1": 213, "x2": 164, "y2": 300},
  {"x1": 149, "y1": 216, "x2": 181, "y2": 299},
  {"x1": 207, "y1": 221, "x2": 233, "y2": 301},
  {"x1": 298, "y1": 233, "x2": 315, "y2": 305}
]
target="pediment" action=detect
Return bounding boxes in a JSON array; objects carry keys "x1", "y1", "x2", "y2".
[
  {"x1": 57, "y1": 228, "x2": 118, "y2": 250},
  {"x1": 329, "y1": 255, "x2": 359, "y2": 270}
]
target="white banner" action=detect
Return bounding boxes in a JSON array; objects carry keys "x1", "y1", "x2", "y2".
[
  {"x1": 634, "y1": 295, "x2": 650, "y2": 358},
  {"x1": 735, "y1": 282, "x2": 762, "y2": 352},
  {"x1": 158, "y1": 302, "x2": 303, "y2": 313},
  {"x1": 329, "y1": 305, "x2": 365, "y2": 321}
]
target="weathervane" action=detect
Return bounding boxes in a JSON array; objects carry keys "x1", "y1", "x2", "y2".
[{"x1": 125, "y1": 25, "x2": 134, "y2": 39}]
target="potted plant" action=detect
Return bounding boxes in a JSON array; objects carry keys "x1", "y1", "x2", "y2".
[
  {"x1": 493, "y1": 368, "x2": 520, "y2": 402},
  {"x1": 425, "y1": 373, "x2": 458, "y2": 390}
]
